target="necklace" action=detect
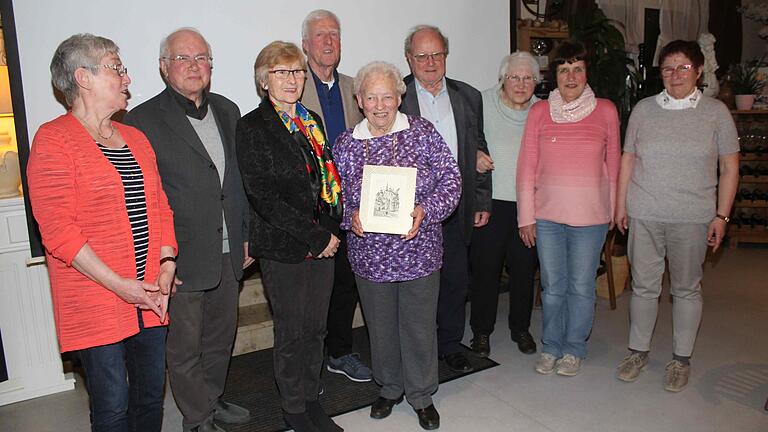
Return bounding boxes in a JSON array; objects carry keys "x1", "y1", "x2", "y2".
[
  {"x1": 73, "y1": 112, "x2": 116, "y2": 141},
  {"x1": 364, "y1": 135, "x2": 398, "y2": 166}
]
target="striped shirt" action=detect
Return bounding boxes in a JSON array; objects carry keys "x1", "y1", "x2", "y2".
[{"x1": 98, "y1": 144, "x2": 149, "y2": 280}]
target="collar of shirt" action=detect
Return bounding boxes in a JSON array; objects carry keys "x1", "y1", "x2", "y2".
[
  {"x1": 655, "y1": 88, "x2": 701, "y2": 110},
  {"x1": 311, "y1": 67, "x2": 339, "y2": 91},
  {"x1": 352, "y1": 112, "x2": 410, "y2": 139},
  {"x1": 415, "y1": 76, "x2": 448, "y2": 99},
  {"x1": 167, "y1": 85, "x2": 209, "y2": 119}
]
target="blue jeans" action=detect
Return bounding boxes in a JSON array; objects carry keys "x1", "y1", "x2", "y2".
[
  {"x1": 77, "y1": 312, "x2": 167, "y2": 432},
  {"x1": 536, "y1": 219, "x2": 608, "y2": 359}
]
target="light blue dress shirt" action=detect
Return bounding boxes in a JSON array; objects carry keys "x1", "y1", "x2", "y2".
[{"x1": 415, "y1": 78, "x2": 458, "y2": 160}]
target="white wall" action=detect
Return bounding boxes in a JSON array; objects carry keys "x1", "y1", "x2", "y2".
[{"x1": 13, "y1": 0, "x2": 509, "y2": 141}]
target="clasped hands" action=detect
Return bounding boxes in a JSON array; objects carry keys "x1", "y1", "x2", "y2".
[
  {"x1": 351, "y1": 205, "x2": 426, "y2": 241},
  {"x1": 127, "y1": 263, "x2": 181, "y2": 323}
]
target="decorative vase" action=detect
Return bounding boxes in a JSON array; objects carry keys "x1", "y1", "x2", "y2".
[
  {"x1": 735, "y1": 94, "x2": 756, "y2": 111},
  {"x1": 0, "y1": 150, "x2": 21, "y2": 198}
]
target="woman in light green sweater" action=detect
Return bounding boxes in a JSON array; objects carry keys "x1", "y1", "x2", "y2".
[{"x1": 469, "y1": 51, "x2": 540, "y2": 358}]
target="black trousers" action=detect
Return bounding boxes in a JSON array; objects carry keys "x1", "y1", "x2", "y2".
[
  {"x1": 437, "y1": 214, "x2": 470, "y2": 356},
  {"x1": 167, "y1": 253, "x2": 239, "y2": 430},
  {"x1": 324, "y1": 231, "x2": 360, "y2": 358},
  {"x1": 470, "y1": 200, "x2": 537, "y2": 336},
  {"x1": 260, "y1": 257, "x2": 334, "y2": 413}
]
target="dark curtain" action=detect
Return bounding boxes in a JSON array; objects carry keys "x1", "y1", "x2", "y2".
[
  {"x1": 709, "y1": 0, "x2": 742, "y2": 79},
  {"x1": 0, "y1": 330, "x2": 8, "y2": 382},
  {"x1": 546, "y1": 0, "x2": 596, "y2": 20}
]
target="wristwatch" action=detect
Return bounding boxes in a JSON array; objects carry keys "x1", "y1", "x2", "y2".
[
  {"x1": 160, "y1": 256, "x2": 177, "y2": 265},
  {"x1": 715, "y1": 214, "x2": 730, "y2": 223}
]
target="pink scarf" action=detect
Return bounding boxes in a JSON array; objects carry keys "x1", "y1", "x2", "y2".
[{"x1": 548, "y1": 85, "x2": 597, "y2": 123}]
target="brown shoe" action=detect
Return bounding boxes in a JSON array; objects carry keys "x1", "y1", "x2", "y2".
[{"x1": 664, "y1": 360, "x2": 690, "y2": 392}]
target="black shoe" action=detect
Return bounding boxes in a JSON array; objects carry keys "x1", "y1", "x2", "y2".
[
  {"x1": 470, "y1": 333, "x2": 490, "y2": 357},
  {"x1": 370, "y1": 395, "x2": 404, "y2": 419},
  {"x1": 414, "y1": 404, "x2": 440, "y2": 430},
  {"x1": 441, "y1": 352, "x2": 473, "y2": 372},
  {"x1": 186, "y1": 416, "x2": 225, "y2": 432},
  {"x1": 510, "y1": 330, "x2": 537, "y2": 355},
  {"x1": 306, "y1": 400, "x2": 343, "y2": 432},
  {"x1": 214, "y1": 400, "x2": 251, "y2": 424},
  {"x1": 283, "y1": 411, "x2": 322, "y2": 432}
]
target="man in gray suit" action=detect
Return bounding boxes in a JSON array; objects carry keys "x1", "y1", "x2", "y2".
[
  {"x1": 124, "y1": 28, "x2": 252, "y2": 432},
  {"x1": 300, "y1": 9, "x2": 371, "y2": 384},
  {"x1": 400, "y1": 25, "x2": 492, "y2": 374}
]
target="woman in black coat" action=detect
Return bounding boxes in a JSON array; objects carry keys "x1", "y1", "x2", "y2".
[{"x1": 235, "y1": 41, "x2": 342, "y2": 432}]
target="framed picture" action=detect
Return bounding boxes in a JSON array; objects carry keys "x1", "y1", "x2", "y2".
[{"x1": 359, "y1": 164, "x2": 417, "y2": 235}]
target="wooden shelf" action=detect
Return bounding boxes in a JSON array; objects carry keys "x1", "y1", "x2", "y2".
[
  {"x1": 731, "y1": 109, "x2": 768, "y2": 114},
  {"x1": 516, "y1": 21, "x2": 569, "y2": 70},
  {"x1": 739, "y1": 175, "x2": 768, "y2": 183},
  {"x1": 731, "y1": 111, "x2": 768, "y2": 247},
  {"x1": 734, "y1": 200, "x2": 768, "y2": 208},
  {"x1": 740, "y1": 153, "x2": 768, "y2": 161}
]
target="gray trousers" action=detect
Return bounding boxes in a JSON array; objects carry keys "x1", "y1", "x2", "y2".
[
  {"x1": 356, "y1": 272, "x2": 440, "y2": 410},
  {"x1": 167, "y1": 253, "x2": 239, "y2": 429},
  {"x1": 259, "y1": 257, "x2": 334, "y2": 414},
  {"x1": 628, "y1": 218, "x2": 708, "y2": 357}
]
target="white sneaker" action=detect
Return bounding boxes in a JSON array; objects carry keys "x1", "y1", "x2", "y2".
[
  {"x1": 534, "y1": 353, "x2": 558, "y2": 374},
  {"x1": 556, "y1": 354, "x2": 582, "y2": 376}
]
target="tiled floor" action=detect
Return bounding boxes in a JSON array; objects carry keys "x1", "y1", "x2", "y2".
[{"x1": 1, "y1": 247, "x2": 766, "y2": 432}]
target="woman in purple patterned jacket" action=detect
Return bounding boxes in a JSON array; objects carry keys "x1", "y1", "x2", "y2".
[{"x1": 334, "y1": 61, "x2": 461, "y2": 430}]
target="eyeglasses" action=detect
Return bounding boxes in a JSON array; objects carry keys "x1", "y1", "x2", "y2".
[
  {"x1": 660, "y1": 64, "x2": 694, "y2": 77},
  {"x1": 85, "y1": 64, "x2": 128, "y2": 77},
  {"x1": 268, "y1": 69, "x2": 307, "y2": 79},
  {"x1": 411, "y1": 51, "x2": 447, "y2": 63},
  {"x1": 505, "y1": 74, "x2": 537, "y2": 85},
  {"x1": 162, "y1": 55, "x2": 213, "y2": 66}
]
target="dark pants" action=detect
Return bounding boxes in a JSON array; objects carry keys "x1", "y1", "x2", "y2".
[
  {"x1": 78, "y1": 311, "x2": 167, "y2": 432},
  {"x1": 470, "y1": 200, "x2": 538, "y2": 335},
  {"x1": 166, "y1": 253, "x2": 239, "y2": 430},
  {"x1": 324, "y1": 231, "x2": 360, "y2": 358},
  {"x1": 356, "y1": 272, "x2": 439, "y2": 410},
  {"x1": 260, "y1": 257, "x2": 334, "y2": 413},
  {"x1": 437, "y1": 214, "x2": 470, "y2": 356}
]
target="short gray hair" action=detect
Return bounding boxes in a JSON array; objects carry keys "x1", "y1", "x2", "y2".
[
  {"x1": 301, "y1": 9, "x2": 340, "y2": 40},
  {"x1": 498, "y1": 51, "x2": 540, "y2": 82},
  {"x1": 50, "y1": 33, "x2": 119, "y2": 106},
  {"x1": 159, "y1": 27, "x2": 211, "y2": 60},
  {"x1": 404, "y1": 24, "x2": 449, "y2": 55},
  {"x1": 353, "y1": 61, "x2": 407, "y2": 96}
]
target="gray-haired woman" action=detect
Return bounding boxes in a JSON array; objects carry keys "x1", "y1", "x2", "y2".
[
  {"x1": 469, "y1": 51, "x2": 540, "y2": 358},
  {"x1": 334, "y1": 61, "x2": 461, "y2": 431},
  {"x1": 27, "y1": 34, "x2": 177, "y2": 432}
]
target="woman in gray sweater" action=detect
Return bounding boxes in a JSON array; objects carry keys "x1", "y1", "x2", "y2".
[{"x1": 615, "y1": 40, "x2": 739, "y2": 392}]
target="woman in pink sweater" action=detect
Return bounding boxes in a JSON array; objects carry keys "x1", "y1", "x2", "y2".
[{"x1": 516, "y1": 40, "x2": 620, "y2": 377}]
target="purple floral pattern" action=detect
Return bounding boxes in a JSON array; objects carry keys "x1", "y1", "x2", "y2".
[{"x1": 334, "y1": 115, "x2": 461, "y2": 282}]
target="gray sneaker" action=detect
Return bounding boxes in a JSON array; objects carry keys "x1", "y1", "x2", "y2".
[
  {"x1": 616, "y1": 352, "x2": 649, "y2": 382},
  {"x1": 534, "y1": 353, "x2": 558, "y2": 375},
  {"x1": 664, "y1": 360, "x2": 690, "y2": 392},
  {"x1": 556, "y1": 354, "x2": 582, "y2": 376},
  {"x1": 327, "y1": 353, "x2": 373, "y2": 382}
]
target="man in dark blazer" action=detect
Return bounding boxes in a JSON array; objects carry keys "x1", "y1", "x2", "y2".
[
  {"x1": 299, "y1": 9, "x2": 371, "y2": 384},
  {"x1": 124, "y1": 28, "x2": 252, "y2": 432},
  {"x1": 401, "y1": 25, "x2": 492, "y2": 373}
]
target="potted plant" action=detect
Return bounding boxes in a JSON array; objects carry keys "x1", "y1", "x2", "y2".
[
  {"x1": 568, "y1": 4, "x2": 637, "y2": 140},
  {"x1": 728, "y1": 58, "x2": 766, "y2": 111}
]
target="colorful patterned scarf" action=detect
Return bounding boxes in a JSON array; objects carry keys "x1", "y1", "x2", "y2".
[{"x1": 274, "y1": 102, "x2": 342, "y2": 208}]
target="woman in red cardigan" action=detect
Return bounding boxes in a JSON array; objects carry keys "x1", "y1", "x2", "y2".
[{"x1": 27, "y1": 34, "x2": 176, "y2": 432}]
